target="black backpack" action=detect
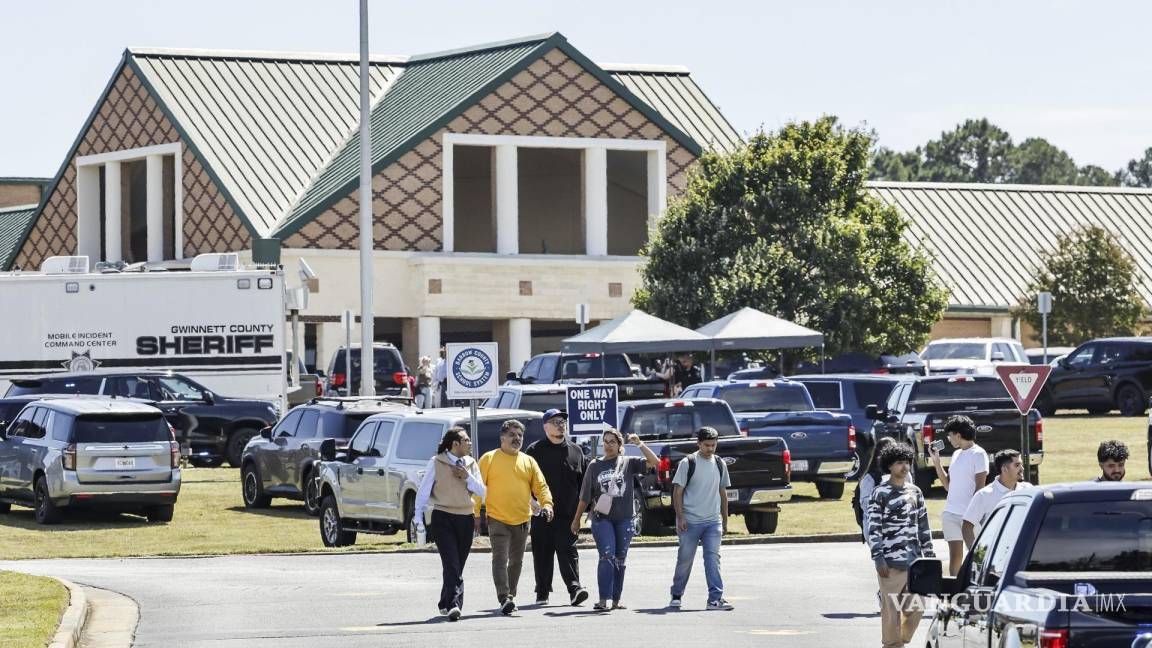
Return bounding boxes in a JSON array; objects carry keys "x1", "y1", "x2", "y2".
[{"x1": 851, "y1": 480, "x2": 865, "y2": 534}]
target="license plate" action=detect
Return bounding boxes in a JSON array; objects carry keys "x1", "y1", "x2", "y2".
[
  {"x1": 792, "y1": 459, "x2": 809, "y2": 472},
  {"x1": 725, "y1": 489, "x2": 739, "y2": 502},
  {"x1": 115, "y1": 457, "x2": 136, "y2": 469}
]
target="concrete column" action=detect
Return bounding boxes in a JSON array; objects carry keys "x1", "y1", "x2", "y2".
[
  {"x1": 990, "y1": 316, "x2": 1015, "y2": 340},
  {"x1": 417, "y1": 317, "x2": 441, "y2": 365},
  {"x1": 584, "y1": 147, "x2": 608, "y2": 256},
  {"x1": 75, "y1": 166, "x2": 101, "y2": 260},
  {"x1": 495, "y1": 144, "x2": 518, "y2": 254},
  {"x1": 318, "y1": 321, "x2": 351, "y2": 375},
  {"x1": 104, "y1": 161, "x2": 122, "y2": 263},
  {"x1": 146, "y1": 154, "x2": 164, "y2": 261},
  {"x1": 509, "y1": 318, "x2": 532, "y2": 377},
  {"x1": 646, "y1": 149, "x2": 666, "y2": 233}
]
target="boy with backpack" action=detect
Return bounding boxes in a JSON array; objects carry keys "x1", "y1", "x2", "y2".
[{"x1": 667, "y1": 426, "x2": 733, "y2": 611}]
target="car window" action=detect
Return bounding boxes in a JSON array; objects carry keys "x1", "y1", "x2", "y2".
[
  {"x1": 922, "y1": 342, "x2": 986, "y2": 360},
  {"x1": 322, "y1": 412, "x2": 372, "y2": 440},
  {"x1": 74, "y1": 414, "x2": 170, "y2": 443},
  {"x1": 372, "y1": 420, "x2": 396, "y2": 456},
  {"x1": 16, "y1": 407, "x2": 46, "y2": 439},
  {"x1": 0, "y1": 402, "x2": 27, "y2": 429},
  {"x1": 1027, "y1": 501, "x2": 1152, "y2": 571},
  {"x1": 8, "y1": 406, "x2": 37, "y2": 437},
  {"x1": 111, "y1": 377, "x2": 159, "y2": 400},
  {"x1": 6, "y1": 376, "x2": 103, "y2": 396},
  {"x1": 992, "y1": 343, "x2": 1013, "y2": 361},
  {"x1": 718, "y1": 384, "x2": 812, "y2": 412},
  {"x1": 518, "y1": 392, "x2": 567, "y2": 411},
  {"x1": 50, "y1": 413, "x2": 73, "y2": 442},
  {"x1": 296, "y1": 410, "x2": 321, "y2": 438},
  {"x1": 520, "y1": 357, "x2": 543, "y2": 381},
  {"x1": 349, "y1": 423, "x2": 377, "y2": 455},
  {"x1": 854, "y1": 382, "x2": 897, "y2": 410},
  {"x1": 156, "y1": 376, "x2": 205, "y2": 401},
  {"x1": 1124, "y1": 343, "x2": 1152, "y2": 363},
  {"x1": 560, "y1": 354, "x2": 630, "y2": 379},
  {"x1": 1097, "y1": 343, "x2": 1125, "y2": 366},
  {"x1": 274, "y1": 410, "x2": 304, "y2": 438},
  {"x1": 969, "y1": 505, "x2": 1011, "y2": 584},
  {"x1": 465, "y1": 417, "x2": 546, "y2": 455},
  {"x1": 1065, "y1": 344, "x2": 1095, "y2": 369},
  {"x1": 394, "y1": 421, "x2": 442, "y2": 460},
  {"x1": 910, "y1": 379, "x2": 1010, "y2": 402},
  {"x1": 800, "y1": 381, "x2": 842, "y2": 409},
  {"x1": 984, "y1": 505, "x2": 1027, "y2": 585},
  {"x1": 886, "y1": 383, "x2": 910, "y2": 411},
  {"x1": 494, "y1": 391, "x2": 513, "y2": 409},
  {"x1": 628, "y1": 403, "x2": 739, "y2": 439},
  {"x1": 537, "y1": 355, "x2": 559, "y2": 381}
]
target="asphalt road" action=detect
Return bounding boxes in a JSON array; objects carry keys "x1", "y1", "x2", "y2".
[{"x1": 3, "y1": 541, "x2": 942, "y2": 647}]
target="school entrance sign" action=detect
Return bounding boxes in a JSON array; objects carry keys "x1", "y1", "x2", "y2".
[{"x1": 446, "y1": 342, "x2": 499, "y2": 401}]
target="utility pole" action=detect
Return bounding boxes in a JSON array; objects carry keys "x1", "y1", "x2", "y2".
[{"x1": 357, "y1": 0, "x2": 375, "y2": 395}]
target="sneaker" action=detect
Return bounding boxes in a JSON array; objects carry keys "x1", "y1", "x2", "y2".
[
  {"x1": 611, "y1": 600, "x2": 627, "y2": 610},
  {"x1": 535, "y1": 597, "x2": 549, "y2": 606},
  {"x1": 668, "y1": 596, "x2": 682, "y2": 609},
  {"x1": 593, "y1": 601, "x2": 610, "y2": 612},
  {"x1": 707, "y1": 598, "x2": 734, "y2": 611},
  {"x1": 447, "y1": 607, "x2": 461, "y2": 622},
  {"x1": 570, "y1": 588, "x2": 589, "y2": 606},
  {"x1": 500, "y1": 598, "x2": 517, "y2": 615}
]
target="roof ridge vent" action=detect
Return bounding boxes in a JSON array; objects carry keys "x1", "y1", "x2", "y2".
[{"x1": 40, "y1": 256, "x2": 90, "y2": 274}]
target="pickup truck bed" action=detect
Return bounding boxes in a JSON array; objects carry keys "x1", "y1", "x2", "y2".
[{"x1": 508, "y1": 352, "x2": 666, "y2": 401}]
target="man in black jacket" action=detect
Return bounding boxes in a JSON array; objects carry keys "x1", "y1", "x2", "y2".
[{"x1": 525, "y1": 409, "x2": 590, "y2": 606}]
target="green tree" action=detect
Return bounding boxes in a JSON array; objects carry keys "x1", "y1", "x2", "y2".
[
  {"x1": 1076, "y1": 164, "x2": 1120, "y2": 186},
  {"x1": 634, "y1": 117, "x2": 949, "y2": 357},
  {"x1": 870, "y1": 146, "x2": 922, "y2": 181},
  {"x1": 921, "y1": 118, "x2": 1013, "y2": 183},
  {"x1": 1006, "y1": 137, "x2": 1078, "y2": 185},
  {"x1": 1119, "y1": 147, "x2": 1152, "y2": 187},
  {"x1": 1011, "y1": 226, "x2": 1146, "y2": 346}
]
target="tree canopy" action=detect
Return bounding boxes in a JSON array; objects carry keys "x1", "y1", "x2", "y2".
[
  {"x1": 635, "y1": 117, "x2": 949, "y2": 357},
  {"x1": 1011, "y1": 226, "x2": 1146, "y2": 346}
]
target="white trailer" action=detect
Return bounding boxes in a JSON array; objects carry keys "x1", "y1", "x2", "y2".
[{"x1": 0, "y1": 254, "x2": 287, "y2": 405}]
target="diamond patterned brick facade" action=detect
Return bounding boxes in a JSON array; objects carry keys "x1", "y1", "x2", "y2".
[
  {"x1": 13, "y1": 64, "x2": 250, "y2": 269},
  {"x1": 285, "y1": 47, "x2": 697, "y2": 251}
]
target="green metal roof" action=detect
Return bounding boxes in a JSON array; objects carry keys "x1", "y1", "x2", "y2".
[
  {"x1": 869, "y1": 181, "x2": 1152, "y2": 310},
  {"x1": 0, "y1": 177, "x2": 50, "y2": 185},
  {"x1": 0, "y1": 204, "x2": 38, "y2": 270}
]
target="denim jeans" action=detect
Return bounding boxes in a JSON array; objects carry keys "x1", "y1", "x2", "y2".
[
  {"x1": 589, "y1": 516, "x2": 634, "y2": 602},
  {"x1": 670, "y1": 520, "x2": 723, "y2": 602}
]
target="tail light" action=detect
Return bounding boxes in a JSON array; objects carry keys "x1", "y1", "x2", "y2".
[
  {"x1": 848, "y1": 424, "x2": 856, "y2": 452},
  {"x1": 331, "y1": 373, "x2": 346, "y2": 387},
  {"x1": 739, "y1": 425, "x2": 749, "y2": 437},
  {"x1": 62, "y1": 444, "x2": 77, "y2": 471},
  {"x1": 393, "y1": 372, "x2": 407, "y2": 386},
  {"x1": 1035, "y1": 417, "x2": 1043, "y2": 444},
  {"x1": 168, "y1": 425, "x2": 180, "y2": 469},
  {"x1": 1038, "y1": 629, "x2": 1067, "y2": 648},
  {"x1": 315, "y1": 381, "x2": 323, "y2": 397},
  {"x1": 783, "y1": 447, "x2": 792, "y2": 481},
  {"x1": 656, "y1": 452, "x2": 673, "y2": 483},
  {"x1": 922, "y1": 423, "x2": 935, "y2": 449}
]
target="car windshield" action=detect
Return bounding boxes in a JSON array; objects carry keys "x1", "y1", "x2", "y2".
[
  {"x1": 6, "y1": 376, "x2": 103, "y2": 397},
  {"x1": 717, "y1": 385, "x2": 811, "y2": 412},
  {"x1": 1027, "y1": 501, "x2": 1152, "y2": 571},
  {"x1": 560, "y1": 355, "x2": 631, "y2": 379},
  {"x1": 331, "y1": 413, "x2": 372, "y2": 439},
  {"x1": 910, "y1": 379, "x2": 1009, "y2": 402},
  {"x1": 340, "y1": 348, "x2": 403, "y2": 375},
  {"x1": 74, "y1": 415, "x2": 170, "y2": 443},
  {"x1": 922, "y1": 343, "x2": 986, "y2": 360},
  {"x1": 518, "y1": 392, "x2": 567, "y2": 410},
  {"x1": 627, "y1": 403, "x2": 738, "y2": 439},
  {"x1": 156, "y1": 376, "x2": 204, "y2": 401},
  {"x1": 0, "y1": 402, "x2": 26, "y2": 426}
]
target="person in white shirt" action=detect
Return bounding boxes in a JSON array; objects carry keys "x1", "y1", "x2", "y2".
[
  {"x1": 432, "y1": 346, "x2": 448, "y2": 407},
  {"x1": 961, "y1": 449, "x2": 1031, "y2": 548},
  {"x1": 930, "y1": 415, "x2": 988, "y2": 576}
]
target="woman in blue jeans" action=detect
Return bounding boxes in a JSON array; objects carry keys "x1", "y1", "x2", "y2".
[{"x1": 571, "y1": 428, "x2": 659, "y2": 611}]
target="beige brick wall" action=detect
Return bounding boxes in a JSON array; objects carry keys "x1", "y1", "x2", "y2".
[
  {"x1": 930, "y1": 317, "x2": 992, "y2": 340},
  {"x1": 0, "y1": 184, "x2": 41, "y2": 208}
]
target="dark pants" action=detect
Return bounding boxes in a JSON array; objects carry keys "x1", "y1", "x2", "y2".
[
  {"x1": 432, "y1": 509, "x2": 474, "y2": 611},
  {"x1": 531, "y1": 512, "x2": 581, "y2": 598}
]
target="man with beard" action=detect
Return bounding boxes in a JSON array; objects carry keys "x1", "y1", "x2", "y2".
[{"x1": 1096, "y1": 440, "x2": 1128, "y2": 482}]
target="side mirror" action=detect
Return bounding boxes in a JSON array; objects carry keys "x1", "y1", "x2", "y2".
[
  {"x1": 505, "y1": 371, "x2": 520, "y2": 382},
  {"x1": 0, "y1": 422, "x2": 6, "y2": 440},
  {"x1": 369, "y1": 448, "x2": 382, "y2": 458},
  {"x1": 260, "y1": 426, "x2": 273, "y2": 440},
  {"x1": 319, "y1": 439, "x2": 336, "y2": 462},
  {"x1": 907, "y1": 558, "x2": 958, "y2": 597},
  {"x1": 203, "y1": 391, "x2": 216, "y2": 406},
  {"x1": 1058, "y1": 358, "x2": 1071, "y2": 369},
  {"x1": 991, "y1": 351, "x2": 1005, "y2": 361}
]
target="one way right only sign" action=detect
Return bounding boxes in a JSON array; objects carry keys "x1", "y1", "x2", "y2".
[{"x1": 995, "y1": 365, "x2": 1053, "y2": 415}]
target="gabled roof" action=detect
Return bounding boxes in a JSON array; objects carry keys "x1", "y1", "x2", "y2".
[
  {"x1": 562, "y1": 309, "x2": 712, "y2": 353},
  {"x1": 868, "y1": 181, "x2": 1152, "y2": 311},
  {"x1": 0, "y1": 204, "x2": 38, "y2": 270},
  {"x1": 696, "y1": 307, "x2": 823, "y2": 350}
]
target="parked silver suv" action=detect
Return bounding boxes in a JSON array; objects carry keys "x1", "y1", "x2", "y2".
[
  {"x1": 316, "y1": 407, "x2": 545, "y2": 547},
  {"x1": 0, "y1": 398, "x2": 181, "y2": 524}
]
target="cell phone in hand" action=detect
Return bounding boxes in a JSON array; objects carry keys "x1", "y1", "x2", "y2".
[{"x1": 930, "y1": 440, "x2": 945, "y2": 453}]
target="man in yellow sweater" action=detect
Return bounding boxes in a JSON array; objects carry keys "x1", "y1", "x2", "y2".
[{"x1": 477, "y1": 419, "x2": 554, "y2": 615}]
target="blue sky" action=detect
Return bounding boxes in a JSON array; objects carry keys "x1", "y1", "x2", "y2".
[{"x1": 4, "y1": 0, "x2": 1151, "y2": 177}]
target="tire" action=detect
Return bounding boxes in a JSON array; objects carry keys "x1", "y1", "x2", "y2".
[
  {"x1": 320, "y1": 495, "x2": 356, "y2": 547},
  {"x1": 403, "y1": 495, "x2": 417, "y2": 544},
  {"x1": 815, "y1": 480, "x2": 846, "y2": 500},
  {"x1": 33, "y1": 476, "x2": 62, "y2": 525},
  {"x1": 632, "y1": 489, "x2": 665, "y2": 537},
  {"x1": 241, "y1": 464, "x2": 271, "y2": 509},
  {"x1": 302, "y1": 468, "x2": 322, "y2": 517},
  {"x1": 912, "y1": 464, "x2": 935, "y2": 492},
  {"x1": 0, "y1": 501, "x2": 10, "y2": 514},
  {"x1": 190, "y1": 457, "x2": 224, "y2": 468},
  {"x1": 1116, "y1": 384, "x2": 1146, "y2": 417},
  {"x1": 1028, "y1": 466, "x2": 1040, "y2": 485},
  {"x1": 227, "y1": 428, "x2": 260, "y2": 468},
  {"x1": 1087, "y1": 405, "x2": 1112, "y2": 415},
  {"x1": 744, "y1": 510, "x2": 778, "y2": 535},
  {"x1": 1034, "y1": 392, "x2": 1056, "y2": 417},
  {"x1": 146, "y1": 504, "x2": 174, "y2": 523}
]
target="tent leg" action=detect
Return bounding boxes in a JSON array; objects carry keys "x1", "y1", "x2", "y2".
[
  {"x1": 821, "y1": 344, "x2": 825, "y2": 374},
  {"x1": 710, "y1": 349, "x2": 716, "y2": 381}
]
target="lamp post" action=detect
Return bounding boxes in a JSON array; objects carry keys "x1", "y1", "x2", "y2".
[{"x1": 357, "y1": 0, "x2": 375, "y2": 395}]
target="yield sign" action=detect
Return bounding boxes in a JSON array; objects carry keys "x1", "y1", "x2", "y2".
[{"x1": 995, "y1": 365, "x2": 1053, "y2": 415}]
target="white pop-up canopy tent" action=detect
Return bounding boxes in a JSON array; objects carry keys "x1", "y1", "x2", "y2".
[
  {"x1": 561, "y1": 309, "x2": 711, "y2": 354},
  {"x1": 695, "y1": 307, "x2": 825, "y2": 377}
]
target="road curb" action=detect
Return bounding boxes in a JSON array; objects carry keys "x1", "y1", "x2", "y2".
[{"x1": 49, "y1": 577, "x2": 89, "y2": 648}]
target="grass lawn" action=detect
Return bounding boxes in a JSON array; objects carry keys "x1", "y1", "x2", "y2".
[
  {"x1": 0, "y1": 570, "x2": 68, "y2": 648},
  {"x1": 0, "y1": 413, "x2": 1145, "y2": 560}
]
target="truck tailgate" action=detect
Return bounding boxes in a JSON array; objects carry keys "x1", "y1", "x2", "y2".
[
  {"x1": 739, "y1": 411, "x2": 850, "y2": 460},
  {"x1": 663, "y1": 437, "x2": 789, "y2": 489}
]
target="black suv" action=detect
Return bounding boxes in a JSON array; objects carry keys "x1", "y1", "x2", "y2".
[
  {"x1": 1037, "y1": 337, "x2": 1152, "y2": 416},
  {"x1": 5, "y1": 371, "x2": 279, "y2": 467},
  {"x1": 240, "y1": 396, "x2": 413, "y2": 515},
  {"x1": 324, "y1": 344, "x2": 410, "y2": 398}
]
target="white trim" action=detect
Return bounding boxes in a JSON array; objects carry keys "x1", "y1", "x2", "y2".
[
  {"x1": 281, "y1": 247, "x2": 644, "y2": 266},
  {"x1": 443, "y1": 133, "x2": 666, "y2": 153},
  {"x1": 146, "y1": 154, "x2": 164, "y2": 262},
  {"x1": 598, "y1": 63, "x2": 692, "y2": 74},
  {"x1": 103, "y1": 161, "x2": 122, "y2": 263},
  {"x1": 128, "y1": 46, "x2": 409, "y2": 64},
  {"x1": 494, "y1": 144, "x2": 518, "y2": 255},
  {"x1": 441, "y1": 143, "x2": 454, "y2": 253},
  {"x1": 584, "y1": 147, "x2": 608, "y2": 256},
  {"x1": 76, "y1": 142, "x2": 182, "y2": 166}
]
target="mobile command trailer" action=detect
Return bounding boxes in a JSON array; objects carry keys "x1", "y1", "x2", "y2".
[{"x1": 0, "y1": 254, "x2": 288, "y2": 405}]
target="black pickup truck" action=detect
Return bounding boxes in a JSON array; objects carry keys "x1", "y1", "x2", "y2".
[
  {"x1": 507, "y1": 352, "x2": 666, "y2": 401},
  {"x1": 572, "y1": 397, "x2": 792, "y2": 536},
  {"x1": 866, "y1": 375, "x2": 1043, "y2": 491},
  {"x1": 908, "y1": 482, "x2": 1152, "y2": 648}
]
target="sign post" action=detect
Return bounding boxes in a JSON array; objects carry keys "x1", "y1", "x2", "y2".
[
  {"x1": 575, "y1": 303, "x2": 590, "y2": 334},
  {"x1": 1037, "y1": 292, "x2": 1053, "y2": 363},
  {"x1": 995, "y1": 365, "x2": 1053, "y2": 480},
  {"x1": 341, "y1": 309, "x2": 353, "y2": 397},
  {"x1": 566, "y1": 384, "x2": 619, "y2": 434},
  {"x1": 446, "y1": 342, "x2": 500, "y2": 459}
]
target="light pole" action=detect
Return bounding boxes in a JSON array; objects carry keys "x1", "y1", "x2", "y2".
[{"x1": 357, "y1": 0, "x2": 375, "y2": 395}]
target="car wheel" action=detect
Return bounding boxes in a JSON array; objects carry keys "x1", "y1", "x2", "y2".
[
  {"x1": 0, "y1": 501, "x2": 10, "y2": 514},
  {"x1": 1117, "y1": 384, "x2": 1146, "y2": 417},
  {"x1": 227, "y1": 428, "x2": 260, "y2": 468},
  {"x1": 320, "y1": 495, "x2": 356, "y2": 547},
  {"x1": 33, "y1": 476, "x2": 62, "y2": 525},
  {"x1": 744, "y1": 510, "x2": 778, "y2": 535},
  {"x1": 303, "y1": 468, "x2": 322, "y2": 517},
  {"x1": 1034, "y1": 391, "x2": 1056, "y2": 417},
  {"x1": 190, "y1": 457, "x2": 224, "y2": 468},
  {"x1": 241, "y1": 464, "x2": 271, "y2": 509},
  {"x1": 844, "y1": 454, "x2": 863, "y2": 481},
  {"x1": 632, "y1": 488, "x2": 665, "y2": 537},
  {"x1": 815, "y1": 480, "x2": 846, "y2": 500},
  {"x1": 146, "y1": 504, "x2": 174, "y2": 523},
  {"x1": 1087, "y1": 405, "x2": 1112, "y2": 415}
]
